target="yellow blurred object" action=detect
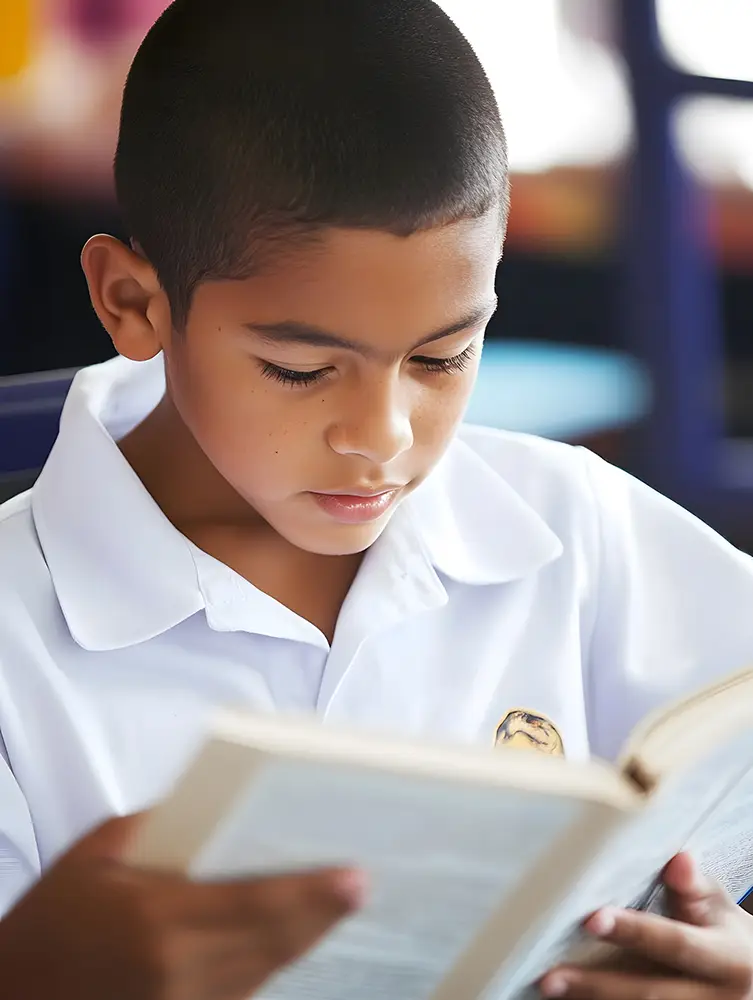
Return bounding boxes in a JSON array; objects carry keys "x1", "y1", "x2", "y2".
[{"x1": 0, "y1": 0, "x2": 32, "y2": 79}]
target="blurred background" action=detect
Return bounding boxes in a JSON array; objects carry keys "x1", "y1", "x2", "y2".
[{"x1": 0, "y1": 0, "x2": 752, "y2": 548}]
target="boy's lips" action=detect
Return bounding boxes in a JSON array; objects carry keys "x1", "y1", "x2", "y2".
[{"x1": 309, "y1": 487, "x2": 404, "y2": 524}]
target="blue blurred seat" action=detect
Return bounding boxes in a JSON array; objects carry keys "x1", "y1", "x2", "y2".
[
  {"x1": 0, "y1": 344, "x2": 650, "y2": 500},
  {"x1": 0, "y1": 369, "x2": 75, "y2": 498},
  {"x1": 468, "y1": 342, "x2": 651, "y2": 440}
]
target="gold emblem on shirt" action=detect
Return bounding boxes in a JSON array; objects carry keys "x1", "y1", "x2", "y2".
[{"x1": 495, "y1": 709, "x2": 565, "y2": 757}]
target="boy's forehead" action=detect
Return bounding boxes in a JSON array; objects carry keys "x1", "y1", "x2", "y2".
[{"x1": 193, "y1": 215, "x2": 501, "y2": 341}]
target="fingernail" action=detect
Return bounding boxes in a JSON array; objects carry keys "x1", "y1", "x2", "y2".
[
  {"x1": 540, "y1": 974, "x2": 570, "y2": 997},
  {"x1": 587, "y1": 908, "x2": 617, "y2": 937},
  {"x1": 332, "y1": 869, "x2": 368, "y2": 907}
]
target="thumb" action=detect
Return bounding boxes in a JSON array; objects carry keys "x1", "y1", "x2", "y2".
[
  {"x1": 64, "y1": 812, "x2": 147, "y2": 864},
  {"x1": 664, "y1": 853, "x2": 727, "y2": 927}
]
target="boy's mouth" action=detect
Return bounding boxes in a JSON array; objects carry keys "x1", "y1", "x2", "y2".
[{"x1": 308, "y1": 488, "x2": 403, "y2": 524}]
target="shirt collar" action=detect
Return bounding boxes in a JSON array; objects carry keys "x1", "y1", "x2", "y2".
[
  {"x1": 32, "y1": 355, "x2": 562, "y2": 653},
  {"x1": 407, "y1": 432, "x2": 563, "y2": 586},
  {"x1": 32, "y1": 356, "x2": 207, "y2": 652}
]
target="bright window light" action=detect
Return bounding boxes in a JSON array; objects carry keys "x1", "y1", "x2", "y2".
[
  {"x1": 657, "y1": 0, "x2": 753, "y2": 83},
  {"x1": 437, "y1": 0, "x2": 631, "y2": 173},
  {"x1": 674, "y1": 97, "x2": 753, "y2": 191}
]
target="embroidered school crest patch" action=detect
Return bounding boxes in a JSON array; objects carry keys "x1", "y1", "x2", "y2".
[{"x1": 495, "y1": 709, "x2": 565, "y2": 757}]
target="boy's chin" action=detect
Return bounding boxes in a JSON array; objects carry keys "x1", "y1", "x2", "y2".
[{"x1": 282, "y1": 515, "x2": 393, "y2": 558}]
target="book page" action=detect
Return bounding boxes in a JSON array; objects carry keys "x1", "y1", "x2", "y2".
[
  {"x1": 687, "y1": 762, "x2": 753, "y2": 902},
  {"x1": 190, "y1": 756, "x2": 596, "y2": 1000},
  {"x1": 634, "y1": 762, "x2": 753, "y2": 918},
  {"x1": 620, "y1": 665, "x2": 753, "y2": 781},
  {"x1": 482, "y1": 728, "x2": 753, "y2": 1000}
]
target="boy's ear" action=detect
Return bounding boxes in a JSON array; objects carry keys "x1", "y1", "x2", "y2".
[{"x1": 81, "y1": 235, "x2": 172, "y2": 361}]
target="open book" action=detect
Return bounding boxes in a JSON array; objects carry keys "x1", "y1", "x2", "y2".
[{"x1": 129, "y1": 664, "x2": 753, "y2": 1000}]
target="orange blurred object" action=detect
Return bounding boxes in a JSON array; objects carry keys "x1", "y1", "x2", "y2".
[{"x1": 0, "y1": 0, "x2": 32, "y2": 79}]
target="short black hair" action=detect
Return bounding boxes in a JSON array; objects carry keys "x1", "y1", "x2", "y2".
[{"x1": 115, "y1": 0, "x2": 509, "y2": 328}]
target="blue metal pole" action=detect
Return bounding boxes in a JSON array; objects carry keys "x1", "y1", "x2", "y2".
[{"x1": 618, "y1": 0, "x2": 723, "y2": 505}]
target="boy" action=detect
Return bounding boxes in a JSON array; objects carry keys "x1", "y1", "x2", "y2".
[{"x1": 1, "y1": 1, "x2": 753, "y2": 997}]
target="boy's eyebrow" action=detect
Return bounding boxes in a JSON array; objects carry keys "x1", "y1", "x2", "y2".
[{"x1": 244, "y1": 297, "x2": 498, "y2": 358}]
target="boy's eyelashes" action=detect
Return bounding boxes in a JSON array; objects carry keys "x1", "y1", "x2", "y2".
[{"x1": 259, "y1": 343, "x2": 478, "y2": 390}]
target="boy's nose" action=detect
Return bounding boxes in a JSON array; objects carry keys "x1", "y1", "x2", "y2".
[{"x1": 327, "y1": 380, "x2": 414, "y2": 465}]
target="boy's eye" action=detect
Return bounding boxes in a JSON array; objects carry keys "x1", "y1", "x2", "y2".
[
  {"x1": 260, "y1": 363, "x2": 332, "y2": 388},
  {"x1": 412, "y1": 343, "x2": 477, "y2": 375},
  {"x1": 259, "y1": 343, "x2": 477, "y2": 389}
]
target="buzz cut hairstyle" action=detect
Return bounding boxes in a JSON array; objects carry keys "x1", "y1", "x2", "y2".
[{"x1": 115, "y1": 0, "x2": 509, "y2": 328}]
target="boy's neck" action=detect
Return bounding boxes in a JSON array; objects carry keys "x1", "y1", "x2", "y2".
[
  {"x1": 118, "y1": 395, "x2": 363, "y2": 642},
  {"x1": 119, "y1": 394, "x2": 257, "y2": 527}
]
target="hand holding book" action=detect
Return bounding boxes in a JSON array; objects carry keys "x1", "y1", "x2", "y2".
[
  {"x1": 540, "y1": 853, "x2": 753, "y2": 1000},
  {"x1": 128, "y1": 664, "x2": 753, "y2": 1000},
  {"x1": 0, "y1": 813, "x2": 364, "y2": 1000}
]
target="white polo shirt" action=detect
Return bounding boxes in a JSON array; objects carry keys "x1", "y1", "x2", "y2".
[{"x1": 0, "y1": 355, "x2": 752, "y2": 913}]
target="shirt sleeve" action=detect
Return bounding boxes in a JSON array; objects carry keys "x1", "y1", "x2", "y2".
[
  {"x1": 0, "y1": 744, "x2": 40, "y2": 917},
  {"x1": 580, "y1": 447, "x2": 753, "y2": 761}
]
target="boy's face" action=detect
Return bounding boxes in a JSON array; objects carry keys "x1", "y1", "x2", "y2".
[{"x1": 98, "y1": 213, "x2": 501, "y2": 557}]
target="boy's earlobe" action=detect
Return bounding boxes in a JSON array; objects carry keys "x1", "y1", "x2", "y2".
[{"x1": 80, "y1": 235, "x2": 170, "y2": 362}]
